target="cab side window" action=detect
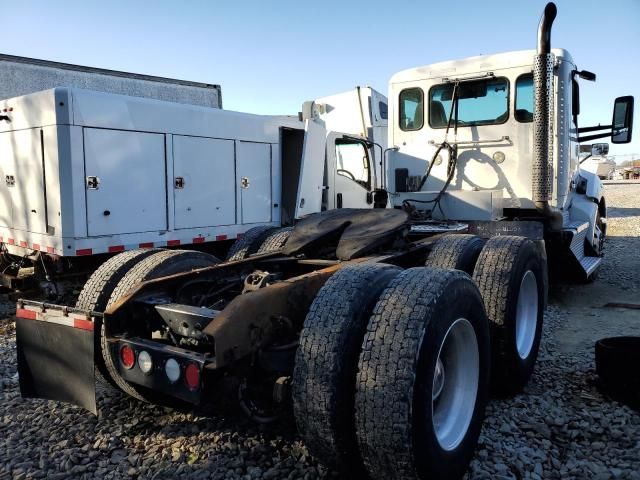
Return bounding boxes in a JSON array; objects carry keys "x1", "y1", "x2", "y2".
[
  {"x1": 335, "y1": 140, "x2": 370, "y2": 189},
  {"x1": 399, "y1": 88, "x2": 424, "y2": 131},
  {"x1": 515, "y1": 74, "x2": 534, "y2": 123}
]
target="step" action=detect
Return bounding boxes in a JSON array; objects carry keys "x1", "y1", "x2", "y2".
[
  {"x1": 563, "y1": 221, "x2": 589, "y2": 262},
  {"x1": 580, "y1": 256, "x2": 602, "y2": 276}
]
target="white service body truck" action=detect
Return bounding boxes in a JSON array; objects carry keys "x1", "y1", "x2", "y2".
[{"x1": 0, "y1": 85, "x2": 388, "y2": 286}]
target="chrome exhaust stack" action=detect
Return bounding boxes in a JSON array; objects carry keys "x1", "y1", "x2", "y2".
[{"x1": 532, "y1": 2, "x2": 562, "y2": 229}]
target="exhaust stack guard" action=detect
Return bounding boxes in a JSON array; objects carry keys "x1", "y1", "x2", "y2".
[{"x1": 532, "y1": 2, "x2": 562, "y2": 229}]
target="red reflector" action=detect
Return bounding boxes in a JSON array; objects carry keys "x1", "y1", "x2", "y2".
[
  {"x1": 139, "y1": 242, "x2": 154, "y2": 248},
  {"x1": 8, "y1": 238, "x2": 15, "y2": 245},
  {"x1": 216, "y1": 235, "x2": 227, "y2": 241},
  {"x1": 16, "y1": 308, "x2": 37, "y2": 320},
  {"x1": 19, "y1": 240, "x2": 27, "y2": 247},
  {"x1": 167, "y1": 240, "x2": 180, "y2": 247},
  {"x1": 32, "y1": 243, "x2": 40, "y2": 251},
  {"x1": 120, "y1": 345, "x2": 135, "y2": 369},
  {"x1": 76, "y1": 248, "x2": 92, "y2": 256},
  {"x1": 73, "y1": 318, "x2": 94, "y2": 331},
  {"x1": 46, "y1": 246, "x2": 55, "y2": 254},
  {"x1": 108, "y1": 245, "x2": 125, "y2": 253},
  {"x1": 185, "y1": 363, "x2": 200, "y2": 390},
  {"x1": 193, "y1": 237, "x2": 205, "y2": 244}
]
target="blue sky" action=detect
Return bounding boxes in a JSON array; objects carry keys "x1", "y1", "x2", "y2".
[{"x1": 3, "y1": 0, "x2": 639, "y2": 161}]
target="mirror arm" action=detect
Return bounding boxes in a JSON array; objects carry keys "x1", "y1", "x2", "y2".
[
  {"x1": 578, "y1": 132, "x2": 612, "y2": 142},
  {"x1": 577, "y1": 124, "x2": 612, "y2": 133}
]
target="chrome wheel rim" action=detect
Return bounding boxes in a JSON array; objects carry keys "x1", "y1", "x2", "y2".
[
  {"x1": 515, "y1": 270, "x2": 538, "y2": 359},
  {"x1": 431, "y1": 318, "x2": 479, "y2": 451}
]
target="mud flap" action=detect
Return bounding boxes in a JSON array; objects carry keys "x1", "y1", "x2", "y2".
[{"x1": 16, "y1": 304, "x2": 97, "y2": 414}]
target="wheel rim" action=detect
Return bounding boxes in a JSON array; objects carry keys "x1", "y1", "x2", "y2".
[
  {"x1": 515, "y1": 270, "x2": 538, "y2": 359},
  {"x1": 431, "y1": 318, "x2": 479, "y2": 451}
]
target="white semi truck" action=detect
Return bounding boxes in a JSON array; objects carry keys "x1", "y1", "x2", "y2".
[{"x1": 15, "y1": 3, "x2": 634, "y2": 480}]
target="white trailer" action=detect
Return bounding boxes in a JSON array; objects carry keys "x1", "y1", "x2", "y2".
[{"x1": 0, "y1": 85, "x2": 387, "y2": 287}]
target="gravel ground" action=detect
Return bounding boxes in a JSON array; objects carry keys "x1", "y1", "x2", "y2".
[{"x1": 1, "y1": 184, "x2": 639, "y2": 480}]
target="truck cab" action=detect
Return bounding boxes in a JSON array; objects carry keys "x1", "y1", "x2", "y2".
[
  {"x1": 292, "y1": 87, "x2": 388, "y2": 219},
  {"x1": 386, "y1": 49, "x2": 581, "y2": 216},
  {"x1": 384, "y1": 43, "x2": 633, "y2": 277}
]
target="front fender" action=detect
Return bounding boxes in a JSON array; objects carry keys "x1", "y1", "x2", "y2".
[{"x1": 578, "y1": 169, "x2": 604, "y2": 202}]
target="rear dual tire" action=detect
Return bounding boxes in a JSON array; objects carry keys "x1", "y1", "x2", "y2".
[
  {"x1": 76, "y1": 248, "x2": 160, "y2": 388},
  {"x1": 472, "y1": 236, "x2": 546, "y2": 395},
  {"x1": 425, "y1": 234, "x2": 484, "y2": 275},
  {"x1": 292, "y1": 263, "x2": 402, "y2": 475},
  {"x1": 102, "y1": 250, "x2": 220, "y2": 402},
  {"x1": 355, "y1": 268, "x2": 490, "y2": 480},
  {"x1": 77, "y1": 249, "x2": 220, "y2": 402},
  {"x1": 293, "y1": 265, "x2": 490, "y2": 480}
]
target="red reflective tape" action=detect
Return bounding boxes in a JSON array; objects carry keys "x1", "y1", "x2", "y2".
[
  {"x1": 19, "y1": 240, "x2": 27, "y2": 247},
  {"x1": 0, "y1": 236, "x2": 3, "y2": 242},
  {"x1": 32, "y1": 243, "x2": 40, "y2": 251},
  {"x1": 139, "y1": 242, "x2": 154, "y2": 248},
  {"x1": 75, "y1": 248, "x2": 92, "y2": 256},
  {"x1": 167, "y1": 240, "x2": 180, "y2": 246},
  {"x1": 8, "y1": 238, "x2": 14, "y2": 245},
  {"x1": 216, "y1": 235, "x2": 227, "y2": 241},
  {"x1": 73, "y1": 318, "x2": 94, "y2": 331},
  {"x1": 16, "y1": 308, "x2": 37, "y2": 320},
  {"x1": 46, "y1": 246, "x2": 55, "y2": 254},
  {"x1": 193, "y1": 237, "x2": 205, "y2": 244},
  {"x1": 108, "y1": 245, "x2": 125, "y2": 253}
]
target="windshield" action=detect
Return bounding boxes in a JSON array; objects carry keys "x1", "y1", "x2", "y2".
[{"x1": 429, "y1": 77, "x2": 509, "y2": 128}]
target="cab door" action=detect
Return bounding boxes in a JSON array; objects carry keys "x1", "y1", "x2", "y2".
[
  {"x1": 328, "y1": 133, "x2": 375, "y2": 209},
  {"x1": 295, "y1": 119, "x2": 326, "y2": 219}
]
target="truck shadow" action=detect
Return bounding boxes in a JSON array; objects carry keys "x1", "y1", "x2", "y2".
[{"x1": 606, "y1": 207, "x2": 640, "y2": 218}]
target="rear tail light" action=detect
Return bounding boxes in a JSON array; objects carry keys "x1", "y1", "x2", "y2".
[
  {"x1": 138, "y1": 350, "x2": 153, "y2": 374},
  {"x1": 120, "y1": 345, "x2": 135, "y2": 369},
  {"x1": 165, "y1": 358, "x2": 181, "y2": 383},
  {"x1": 185, "y1": 363, "x2": 200, "y2": 390}
]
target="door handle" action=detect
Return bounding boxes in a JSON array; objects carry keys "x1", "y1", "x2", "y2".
[{"x1": 86, "y1": 176, "x2": 100, "y2": 189}]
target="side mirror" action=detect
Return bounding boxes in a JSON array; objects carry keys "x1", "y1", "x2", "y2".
[
  {"x1": 591, "y1": 143, "x2": 609, "y2": 156},
  {"x1": 611, "y1": 96, "x2": 634, "y2": 144}
]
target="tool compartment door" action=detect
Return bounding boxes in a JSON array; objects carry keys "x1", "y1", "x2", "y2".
[
  {"x1": 237, "y1": 141, "x2": 272, "y2": 224},
  {"x1": 0, "y1": 129, "x2": 48, "y2": 233},
  {"x1": 0, "y1": 131, "x2": 14, "y2": 228},
  {"x1": 84, "y1": 128, "x2": 167, "y2": 236},
  {"x1": 173, "y1": 136, "x2": 236, "y2": 229}
]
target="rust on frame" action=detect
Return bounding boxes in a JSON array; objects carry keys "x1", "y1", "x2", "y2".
[{"x1": 204, "y1": 259, "x2": 367, "y2": 368}]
